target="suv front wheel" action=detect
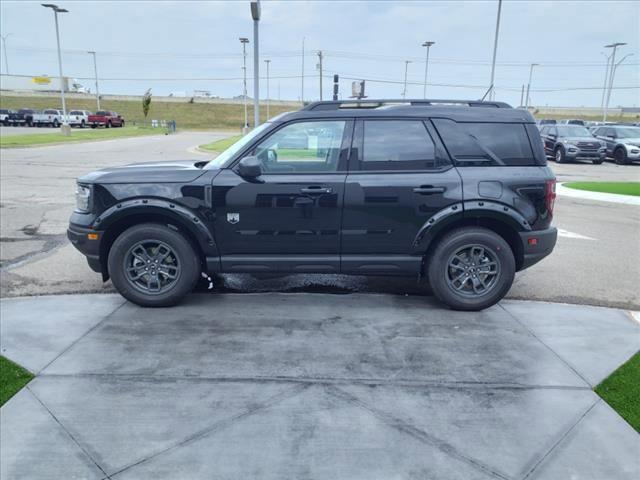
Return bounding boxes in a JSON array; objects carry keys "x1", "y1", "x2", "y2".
[
  {"x1": 427, "y1": 227, "x2": 515, "y2": 311},
  {"x1": 108, "y1": 223, "x2": 200, "y2": 307}
]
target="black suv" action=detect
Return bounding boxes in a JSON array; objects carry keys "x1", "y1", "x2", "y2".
[
  {"x1": 68, "y1": 99, "x2": 557, "y2": 311},
  {"x1": 540, "y1": 124, "x2": 606, "y2": 164}
]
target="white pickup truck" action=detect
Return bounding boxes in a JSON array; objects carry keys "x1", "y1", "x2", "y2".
[
  {"x1": 67, "y1": 110, "x2": 92, "y2": 128},
  {"x1": 33, "y1": 109, "x2": 65, "y2": 127}
]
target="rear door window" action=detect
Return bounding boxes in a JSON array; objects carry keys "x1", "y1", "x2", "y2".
[{"x1": 432, "y1": 119, "x2": 537, "y2": 166}]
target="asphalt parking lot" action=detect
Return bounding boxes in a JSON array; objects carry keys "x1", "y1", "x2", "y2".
[
  {"x1": 1, "y1": 132, "x2": 639, "y2": 309},
  {"x1": 2, "y1": 293, "x2": 639, "y2": 479}
]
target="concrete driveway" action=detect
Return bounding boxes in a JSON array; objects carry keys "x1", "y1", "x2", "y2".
[{"x1": 1, "y1": 293, "x2": 639, "y2": 480}]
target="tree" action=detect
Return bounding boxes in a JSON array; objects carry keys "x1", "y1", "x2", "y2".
[{"x1": 142, "y1": 89, "x2": 152, "y2": 119}]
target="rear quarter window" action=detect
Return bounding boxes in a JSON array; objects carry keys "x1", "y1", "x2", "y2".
[{"x1": 432, "y1": 119, "x2": 540, "y2": 166}]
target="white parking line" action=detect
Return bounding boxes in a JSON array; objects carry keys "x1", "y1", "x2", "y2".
[{"x1": 557, "y1": 228, "x2": 596, "y2": 241}]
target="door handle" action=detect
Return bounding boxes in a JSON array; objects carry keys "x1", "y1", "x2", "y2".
[
  {"x1": 413, "y1": 186, "x2": 446, "y2": 195},
  {"x1": 300, "y1": 186, "x2": 332, "y2": 194}
]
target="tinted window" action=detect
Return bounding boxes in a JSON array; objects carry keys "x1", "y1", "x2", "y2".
[
  {"x1": 96, "y1": 111, "x2": 108, "y2": 116},
  {"x1": 252, "y1": 120, "x2": 347, "y2": 173},
  {"x1": 44, "y1": 110, "x2": 58, "y2": 114},
  {"x1": 360, "y1": 120, "x2": 437, "y2": 170},
  {"x1": 69, "y1": 110, "x2": 83, "y2": 115},
  {"x1": 433, "y1": 119, "x2": 536, "y2": 166}
]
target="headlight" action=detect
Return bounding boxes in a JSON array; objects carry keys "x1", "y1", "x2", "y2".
[{"x1": 75, "y1": 184, "x2": 92, "y2": 212}]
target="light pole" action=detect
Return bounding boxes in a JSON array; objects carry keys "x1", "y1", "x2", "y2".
[
  {"x1": 239, "y1": 37, "x2": 249, "y2": 132},
  {"x1": 488, "y1": 0, "x2": 503, "y2": 100},
  {"x1": 402, "y1": 60, "x2": 411, "y2": 99},
  {"x1": 421, "y1": 41, "x2": 435, "y2": 99},
  {"x1": 524, "y1": 63, "x2": 538, "y2": 109},
  {"x1": 0, "y1": 33, "x2": 11, "y2": 75},
  {"x1": 603, "y1": 42, "x2": 627, "y2": 122},
  {"x1": 264, "y1": 59, "x2": 270, "y2": 119},
  {"x1": 251, "y1": 1, "x2": 260, "y2": 127},
  {"x1": 42, "y1": 4, "x2": 69, "y2": 134},
  {"x1": 605, "y1": 53, "x2": 633, "y2": 122},
  {"x1": 600, "y1": 52, "x2": 612, "y2": 111},
  {"x1": 317, "y1": 50, "x2": 323, "y2": 100},
  {"x1": 301, "y1": 37, "x2": 305, "y2": 103},
  {"x1": 87, "y1": 51, "x2": 100, "y2": 110}
]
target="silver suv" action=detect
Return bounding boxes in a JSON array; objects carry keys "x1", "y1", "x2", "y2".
[{"x1": 592, "y1": 125, "x2": 640, "y2": 164}]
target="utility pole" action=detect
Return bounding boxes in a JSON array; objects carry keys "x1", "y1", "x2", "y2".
[
  {"x1": 402, "y1": 60, "x2": 411, "y2": 99},
  {"x1": 317, "y1": 50, "x2": 323, "y2": 100},
  {"x1": 519, "y1": 85, "x2": 524, "y2": 107},
  {"x1": 0, "y1": 33, "x2": 11, "y2": 75},
  {"x1": 42, "y1": 3, "x2": 69, "y2": 134},
  {"x1": 301, "y1": 37, "x2": 305, "y2": 103},
  {"x1": 251, "y1": 1, "x2": 261, "y2": 127},
  {"x1": 264, "y1": 59, "x2": 270, "y2": 119},
  {"x1": 239, "y1": 37, "x2": 249, "y2": 132},
  {"x1": 604, "y1": 53, "x2": 633, "y2": 122},
  {"x1": 524, "y1": 63, "x2": 538, "y2": 109},
  {"x1": 421, "y1": 41, "x2": 435, "y2": 99},
  {"x1": 488, "y1": 0, "x2": 503, "y2": 100},
  {"x1": 87, "y1": 51, "x2": 100, "y2": 110},
  {"x1": 603, "y1": 42, "x2": 626, "y2": 122}
]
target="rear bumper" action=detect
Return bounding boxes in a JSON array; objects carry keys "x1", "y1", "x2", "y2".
[
  {"x1": 67, "y1": 224, "x2": 104, "y2": 273},
  {"x1": 518, "y1": 227, "x2": 557, "y2": 270}
]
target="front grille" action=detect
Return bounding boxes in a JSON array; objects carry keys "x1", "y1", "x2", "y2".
[{"x1": 576, "y1": 142, "x2": 599, "y2": 151}]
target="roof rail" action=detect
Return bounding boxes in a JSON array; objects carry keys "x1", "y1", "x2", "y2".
[{"x1": 301, "y1": 99, "x2": 512, "y2": 111}]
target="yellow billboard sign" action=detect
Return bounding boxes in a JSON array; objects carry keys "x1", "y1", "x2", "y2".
[{"x1": 32, "y1": 76, "x2": 52, "y2": 85}]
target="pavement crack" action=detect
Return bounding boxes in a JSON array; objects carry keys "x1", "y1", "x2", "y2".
[
  {"x1": 326, "y1": 385, "x2": 513, "y2": 480},
  {"x1": 106, "y1": 383, "x2": 310, "y2": 478},
  {"x1": 26, "y1": 386, "x2": 113, "y2": 479}
]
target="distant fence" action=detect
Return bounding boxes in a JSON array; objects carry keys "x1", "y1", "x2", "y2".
[{"x1": 130, "y1": 119, "x2": 177, "y2": 133}]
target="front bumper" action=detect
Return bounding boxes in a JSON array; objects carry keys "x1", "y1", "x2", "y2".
[
  {"x1": 565, "y1": 149, "x2": 606, "y2": 161},
  {"x1": 67, "y1": 224, "x2": 104, "y2": 274},
  {"x1": 518, "y1": 227, "x2": 557, "y2": 270}
]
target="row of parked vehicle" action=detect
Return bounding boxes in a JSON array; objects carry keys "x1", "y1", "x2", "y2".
[
  {"x1": 0, "y1": 108, "x2": 125, "y2": 128},
  {"x1": 535, "y1": 120, "x2": 640, "y2": 165}
]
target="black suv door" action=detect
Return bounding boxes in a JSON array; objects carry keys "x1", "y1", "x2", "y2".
[
  {"x1": 341, "y1": 118, "x2": 462, "y2": 274},
  {"x1": 212, "y1": 119, "x2": 352, "y2": 273}
]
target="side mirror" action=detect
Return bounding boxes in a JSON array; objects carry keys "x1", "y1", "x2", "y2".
[{"x1": 237, "y1": 156, "x2": 262, "y2": 178}]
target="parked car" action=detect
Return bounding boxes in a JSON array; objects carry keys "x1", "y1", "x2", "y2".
[
  {"x1": 68, "y1": 98, "x2": 558, "y2": 311},
  {"x1": 539, "y1": 125, "x2": 605, "y2": 164},
  {"x1": 33, "y1": 109, "x2": 65, "y2": 127},
  {"x1": 67, "y1": 110, "x2": 92, "y2": 128},
  {"x1": 592, "y1": 125, "x2": 640, "y2": 164},
  {"x1": 88, "y1": 111, "x2": 125, "y2": 128},
  {"x1": 559, "y1": 119, "x2": 586, "y2": 126},
  {"x1": 0, "y1": 109, "x2": 15, "y2": 126},
  {"x1": 8, "y1": 108, "x2": 37, "y2": 126},
  {"x1": 536, "y1": 119, "x2": 556, "y2": 129}
]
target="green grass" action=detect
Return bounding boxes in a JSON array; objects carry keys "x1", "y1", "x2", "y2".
[
  {"x1": 564, "y1": 182, "x2": 640, "y2": 197},
  {"x1": 595, "y1": 351, "x2": 640, "y2": 432},
  {"x1": 0, "y1": 126, "x2": 162, "y2": 148},
  {"x1": 199, "y1": 135, "x2": 243, "y2": 152},
  {"x1": 1, "y1": 95, "x2": 296, "y2": 130},
  {"x1": 0, "y1": 356, "x2": 34, "y2": 406}
]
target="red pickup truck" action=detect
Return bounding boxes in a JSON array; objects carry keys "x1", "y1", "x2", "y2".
[{"x1": 88, "y1": 111, "x2": 125, "y2": 128}]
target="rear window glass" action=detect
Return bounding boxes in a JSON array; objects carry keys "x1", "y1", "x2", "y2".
[
  {"x1": 95, "y1": 111, "x2": 108, "y2": 116},
  {"x1": 44, "y1": 110, "x2": 58, "y2": 114},
  {"x1": 432, "y1": 119, "x2": 537, "y2": 166},
  {"x1": 69, "y1": 110, "x2": 83, "y2": 115}
]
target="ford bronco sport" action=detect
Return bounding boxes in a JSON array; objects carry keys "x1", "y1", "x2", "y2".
[{"x1": 68, "y1": 99, "x2": 557, "y2": 311}]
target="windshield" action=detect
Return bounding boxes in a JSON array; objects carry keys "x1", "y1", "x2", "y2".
[
  {"x1": 556, "y1": 126, "x2": 591, "y2": 137},
  {"x1": 614, "y1": 127, "x2": 640, "y2": 138},
  {"x1": 205, "y1": 122, "x2": 273, "y2": 169}
]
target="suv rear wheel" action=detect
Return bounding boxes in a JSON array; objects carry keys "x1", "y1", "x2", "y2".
[
  {"x1": 427, "y1": 227, "x2": 515, "y2": 311},
  {"x1": 108, "y1": 223, "x2": 200, "y2": 307},
  {"x1": 614, "y1": 147, "x2": 628, "y2": 165}
]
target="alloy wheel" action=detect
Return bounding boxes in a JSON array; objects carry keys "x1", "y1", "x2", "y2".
[
  {"x1": 445, "y1": 244, "x2": 501, "y2": 297},
  {"x1": 123, "y1": 240, "x2": 181, "y2": 294}
]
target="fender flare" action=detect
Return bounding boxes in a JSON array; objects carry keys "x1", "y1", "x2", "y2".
[
  {"x1": 93, "y1": 198, "x2": 217, "y2": 254},
  {"x1": 412, "y1": 200, "x2": 531, "y2": 252}
]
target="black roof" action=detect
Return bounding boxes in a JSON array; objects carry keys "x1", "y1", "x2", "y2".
[{"x1": 276, "y1": 99, "x2": 535, "y2": 124}]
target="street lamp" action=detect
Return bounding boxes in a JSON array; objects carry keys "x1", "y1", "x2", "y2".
[
  {"x1": 402, "y1": 60, "x2": 411, "y2": 99},
  {"x1": 239, "y1": 37, "x2": 249, "y2": 132},
  {"x1": 488, "y1": 0, "x2": 503, "y2": 100},
  {"x1": 600, "y1": 52, "x2": 612, "y2": 110},
  {"x1": 605, "y1": 53, "x2": 634, "y2": 122},
  {"x1": 42, "y1": 3, "x2": 69, "y2": 133},
  {"x1": 421, "y1": 41, "x2": 435, "y2": 99},
  {"x1": 603, "y1": 42, "x2": 627, "y2": 122},
  {"x1": 251, "y1": 1, "x2": 261, "y2": 127},
  {"x1": 87, "y1": 51, "x2": 101, "y2": 110},
  {"x1": 524, "y1": 63, "x2": 539, "y2": 109},
  {"x1": 264, "y1": 59, "x2": 271, "y2": 119},
  {"x1": 0, "y1": 33, "x2": 12, "y2": 75}
]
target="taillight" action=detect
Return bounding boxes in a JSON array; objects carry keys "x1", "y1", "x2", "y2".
[{"x1": 545, "y1": 179, "x2": 556, "y2": 216}]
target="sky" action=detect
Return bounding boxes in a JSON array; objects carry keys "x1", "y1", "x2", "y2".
[{"x1": 1, "y1": 0, "x2": 639, "y2": 107}]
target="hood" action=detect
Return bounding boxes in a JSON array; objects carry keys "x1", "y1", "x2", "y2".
[
  {"x1": 78, "y1": 160, "x2": 212, "y2": 184},
  {"x1": 560, "y1": 136, "x2": 601, "y2": 143},
  {"x1": 620, "y1": 137, "x2": 640, "y2": 144}
]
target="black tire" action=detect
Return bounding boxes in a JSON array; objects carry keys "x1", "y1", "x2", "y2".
[
  {"x1": 593, "y1": 159, "x2": 603, "y2": 165},
  {"x1": 106, "y1": 121, "x2": 112, "y2": 128},
  {"x1": 53, "y1": 119, "x2": 59, "y2": 128},
  {"x1": 108, "y1": 223, "x2": 200, "y2": 307},
  {"x1": 554, "y1": 147, "x2": 565, "y2": 163},
  {"x1": 427, "y1": 227, "x2": 515, "y2": 311},
  {"x1": 81, "y1": 120, "x2": 86, "y2": 128},
  {"x1": 120, "y1": 120, "x2": 125, "y2": 128},
  {"x1": 91, "y1": 124, "x2": 97, "y2": 129},
  {"x1": 614, "y1": 147, "x2": 628, "y2": 165}
]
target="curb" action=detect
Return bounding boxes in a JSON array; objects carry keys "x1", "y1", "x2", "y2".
[{"x1": 557, "y1": 183, "x2": 640, "y2": 206}]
